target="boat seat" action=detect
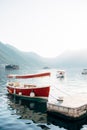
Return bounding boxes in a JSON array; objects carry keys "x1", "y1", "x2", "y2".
[
  {"x1": 8, "y1": 82, "x2": 14, "y2": 86},
  {"x1": 24, "y1": 84, "x2": 36, "y2": 88},
  {"x1": 14, "y1": 82, "x2": 20, "y2": 87}
]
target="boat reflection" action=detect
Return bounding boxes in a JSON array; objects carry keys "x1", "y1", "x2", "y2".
[
  {"x1": 7, "y1": 94, "x2": 87, "y2": 130},
  {"x1": 7, "y1": 94, "x2": 47, "y2": 123}
]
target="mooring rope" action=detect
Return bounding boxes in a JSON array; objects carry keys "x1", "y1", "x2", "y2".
[
  {"x1": 54, "y1": 86, "x2": 71, "y2": 96},
  {"x1": 50, "y1": 84, "x2": 71, "y2": 99},
  {"x1": 49, "y1": 93, "x2": 58, "y2": 100}
]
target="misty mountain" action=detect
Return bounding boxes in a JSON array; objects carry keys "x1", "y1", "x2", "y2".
[
  {"x1": 0, "y1": 42, "x2": 45, "y2": 68},
  {"x1": 53, "y1": 49, "x2": 87, "y2": 68},
  {"x1": 37, "y1": 49, "x2": 87, "y2": 68},
  {"x1": 0, "y1": 41, "x2": 87, "y2": 69}
]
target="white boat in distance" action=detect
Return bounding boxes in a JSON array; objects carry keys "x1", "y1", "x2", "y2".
[
  {"x1": 82, "y1": 69, "x2": 87, "y2": 75},
  {"x1": 56, "y1": 70, "x2": 65, "y2": 78}
]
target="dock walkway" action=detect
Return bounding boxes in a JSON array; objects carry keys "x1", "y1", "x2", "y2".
[{"x1": 47, "y1": 93, "x2": 87, "y2": 119}]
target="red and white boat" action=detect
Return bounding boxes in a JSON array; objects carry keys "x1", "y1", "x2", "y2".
[{"x1": 7, "y1": 72, "x2": 51, "y2": 101}]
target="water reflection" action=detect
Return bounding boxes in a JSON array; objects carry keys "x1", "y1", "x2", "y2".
[
  {"x1": 47, "y1": 112, "x2": 87, "y2": 130},
  {"x1": 6, "y1": 94, "x2": 87, "y2": 130},
  {"x1": 7, "y1": 94, "x2": 47, "y2": 124}
]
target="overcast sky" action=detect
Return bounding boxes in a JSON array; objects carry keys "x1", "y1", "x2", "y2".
[{"x1": 0, "y1": 0, "x2": 87, "y2": 57}]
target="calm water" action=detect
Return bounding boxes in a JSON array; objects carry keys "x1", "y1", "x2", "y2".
[{"x1": 0, "y1": 66, "x2": 87, "y2": 130}]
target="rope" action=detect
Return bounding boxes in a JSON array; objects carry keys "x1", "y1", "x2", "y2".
[
  {"x1": 50, "y1": 94, "x2": 58, "y2": 100},
  {"x1": 54, "y1": 86, "x2": 70, "y2": 96}
]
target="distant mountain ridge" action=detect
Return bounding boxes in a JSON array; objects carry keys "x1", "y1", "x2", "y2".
[
  {"x1": 0, "y1": 42, "x2": 87, "y2": 69},
  {"x1": 0, "y1": 42, "x2": 45, "y2": 68}
]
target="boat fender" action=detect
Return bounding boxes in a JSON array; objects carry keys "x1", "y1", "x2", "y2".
[
  {"x1": 30, "y1": 92, "x2": 35, "y2": 97},
  {"x1": 19, "y1": 92, "x2": 22, "y2": 95},
  {"x1": 14, "y1": 89, "x2": 16, "y2": 94}
]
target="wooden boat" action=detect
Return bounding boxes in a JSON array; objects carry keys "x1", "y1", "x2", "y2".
[
  {"x1": 7, "y1": 72, "x2": 51, "y2": 101},
  {"x1": 56, "y1": 70, "x2": 65, "y2": 78}
]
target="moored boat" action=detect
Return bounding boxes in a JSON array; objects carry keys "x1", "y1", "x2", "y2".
[
  {"x1": 7, "y1": 72, "x2": 51, "y2": 101},
  {"x1": 81, "y1": 69, "x2": 87, "y2": 75},
  {"x1": 56, "y1": 70, "x2": 65, "y2": 78},
  {"x1": 5, "y1": 64, "x2": 19, "y2": 70}
]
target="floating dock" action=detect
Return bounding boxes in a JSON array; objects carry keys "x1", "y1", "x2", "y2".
[{"x1": 47, "y1": 93, "x2": 87, "y2": 120}]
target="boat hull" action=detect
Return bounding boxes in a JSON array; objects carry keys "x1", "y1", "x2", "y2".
[{"x1": 7, "y1": 85, "x2": 50, "y2": 101}]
